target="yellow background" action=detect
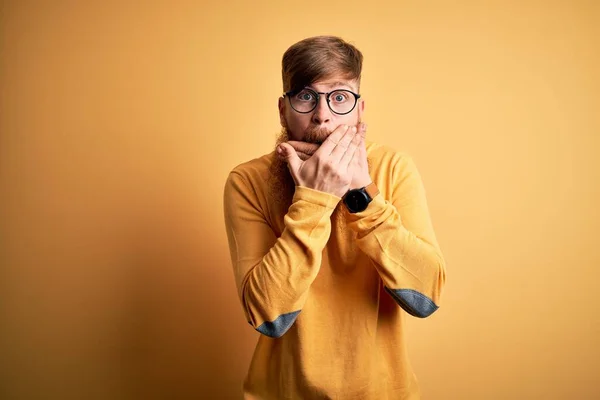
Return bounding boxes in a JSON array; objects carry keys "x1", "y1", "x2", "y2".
[{"x1": 1, "y1": 1, "x2": 599, "y2": 399}]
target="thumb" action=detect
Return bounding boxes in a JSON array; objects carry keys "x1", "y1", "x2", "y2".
[
  {"x1": 358, "y1": 122, "x2": 367, "y2": 138},
  {"x1": 278, "y1": 142, "x2": 302, "y2": 173}
]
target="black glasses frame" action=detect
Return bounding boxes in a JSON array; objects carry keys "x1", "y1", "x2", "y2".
[{"x1": 283, "y1": 87, "x2": 361, "y2": 115}]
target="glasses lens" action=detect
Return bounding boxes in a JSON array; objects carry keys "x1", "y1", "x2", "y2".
[
  {"x1": 290, "y1": 89, "x2": 317, "y2": 113},
  {"x1": 328, "y1": 90, "x2": 356, "y2": 114}
]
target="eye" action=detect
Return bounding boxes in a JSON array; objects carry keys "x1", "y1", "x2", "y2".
[
  {"x1": 296, "y1": 91, "x2": 315, "y2": 102},
  {"x1": 331, "y1": 91, "x2": 349, "y2": 103}
]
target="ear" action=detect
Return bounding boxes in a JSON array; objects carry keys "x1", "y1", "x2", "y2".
[
  {"x1": 278, "y1": 97, "x2": 286, "y2": 127},
  {"x1": 357, "y1": 98, "x2": 365, "y2": 121}
]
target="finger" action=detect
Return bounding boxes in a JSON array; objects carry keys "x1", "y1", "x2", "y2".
[
  {"x1": 358, "y1": 137, "x2": 367, "y2": 162},
  {"x1": 348, "y1": 137, "x2": 364, "y2": 181},
  {"x1": 358, "y1": 135, "x2": 367, "y2": 165},
  {"x1": 357, "y1": 122, "x2": 367, "y2": 138},
  {"x1": 278, "y1": 148, "x2": 311, "y2": 161},
  {"x1": 297, "y1": 151, "x2": 311, "y2": 161},
  {"x1": 360, "y1": 134, "x2": 367, "y2": 155},
  {"x1": 340, "y1": 129, "x2": 362, "y2": 170},
  {"x1": 315, "y1": 124, "x2": 349, "y2": 156},
  {"x1": 278, "y1": 143, "x2": 302, "y2": 175},
  {"x1": 329, "y1": 125, "x2": 358, "y2": 163},
  {"x1": 287, "y1": 141, "x2": 319, "y2": 155}
]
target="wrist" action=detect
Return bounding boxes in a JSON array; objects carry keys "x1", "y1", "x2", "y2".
[{"x1": 350, "y1": 173, "x2": 373, "y2": 190}]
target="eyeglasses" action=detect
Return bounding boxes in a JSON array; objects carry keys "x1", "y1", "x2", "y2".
[{"x1": 283, "y1": 87, "x2": 361, "y2": 115}]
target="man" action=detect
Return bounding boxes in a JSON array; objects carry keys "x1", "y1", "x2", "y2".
[{"x1": 223, "y1": 35, "x2": 446, "y2": 399}]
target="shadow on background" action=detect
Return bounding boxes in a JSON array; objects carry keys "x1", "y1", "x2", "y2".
[
  {"x1": 1, "y1": 1, "x2": 599, "y2": 399},
  {"x1": 115, "y1": 198, "x2": 254, "y2": 399}
]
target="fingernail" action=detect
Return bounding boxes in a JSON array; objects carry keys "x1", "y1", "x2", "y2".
[
  {"x1": 277, "y1": 146, "x2": 282, "y2": 154},
  {"x1": 344, "y1": 125, "x2": 349, "y2": 131},
  {"x1": 352, "y1": 126, "x2": 357, "y2": 133}
]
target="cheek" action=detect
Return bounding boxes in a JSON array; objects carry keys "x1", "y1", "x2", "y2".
[
  {"x1": 285, "y1": 113, "x2": 311, "y2": 140},
  {"x1": 339, "y1": 113, "x2": 360, "y2": 126}
]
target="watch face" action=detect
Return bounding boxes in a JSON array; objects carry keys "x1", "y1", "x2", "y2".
[{"x1": 345, "y1": 190, "x2": 369, "y2": 213}]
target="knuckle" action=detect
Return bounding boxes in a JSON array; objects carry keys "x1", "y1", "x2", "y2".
[{"x1": 324, "y1": 160, "x2": 335, "y2": 171}]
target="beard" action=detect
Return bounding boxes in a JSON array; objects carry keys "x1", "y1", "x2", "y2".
[
  {"x1": 267, "y1": 126, "x2": 299, "y2": 210},
  {"x1": 267, "y1": 124, "x2": 337, "y2": 210},
  {"x1": 303, "y1": 125, "x2": 332, "y2": 145},
  {"x1": 266, "y1": 125, "x2": 348, "y2": 232},
  {"x1": 267, "y1": 121, "x2": 369, "y2": 212}
]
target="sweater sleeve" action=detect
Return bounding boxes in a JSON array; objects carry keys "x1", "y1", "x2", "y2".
[
  {"x1": 223, "y1": 171, "x2": 340, "y2": 337},
  {"x1": 345, "y1": 155, "x2": 446, "y2": 318}
]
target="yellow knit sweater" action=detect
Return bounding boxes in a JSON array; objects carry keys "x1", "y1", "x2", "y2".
[{"x1": 223, "y1": 141, "x2": 446, "y2": 399}]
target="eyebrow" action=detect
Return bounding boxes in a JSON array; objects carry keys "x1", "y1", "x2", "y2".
[{"x1": 307, "y1": 81, "x2": 355, "y2": 91}]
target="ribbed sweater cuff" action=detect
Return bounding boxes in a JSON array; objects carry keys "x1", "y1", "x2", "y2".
[{"x1": 292, "y1": 186, "x2": 341, "y2": 209}]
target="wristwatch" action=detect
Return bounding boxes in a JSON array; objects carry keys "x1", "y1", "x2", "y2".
[{"x1": 343, "y1": 182, "x2": 380, "y2": 213}]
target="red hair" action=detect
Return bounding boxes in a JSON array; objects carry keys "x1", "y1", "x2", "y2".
[{"x1": 281, "y1": 36, "x2": 363, "y2": 93}]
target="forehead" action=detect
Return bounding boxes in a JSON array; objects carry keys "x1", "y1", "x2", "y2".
[{"x1": 308, "y1": 79, "x2": 358, "y2": 92}]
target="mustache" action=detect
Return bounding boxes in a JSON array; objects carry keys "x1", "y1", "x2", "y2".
[{"x1": 303, "y1": 126, "x2": 331, "y2": 145}]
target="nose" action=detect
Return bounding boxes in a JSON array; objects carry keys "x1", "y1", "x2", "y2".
[{"x1": 311, "y1": 95, "x2": 332, "y2": 125}]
